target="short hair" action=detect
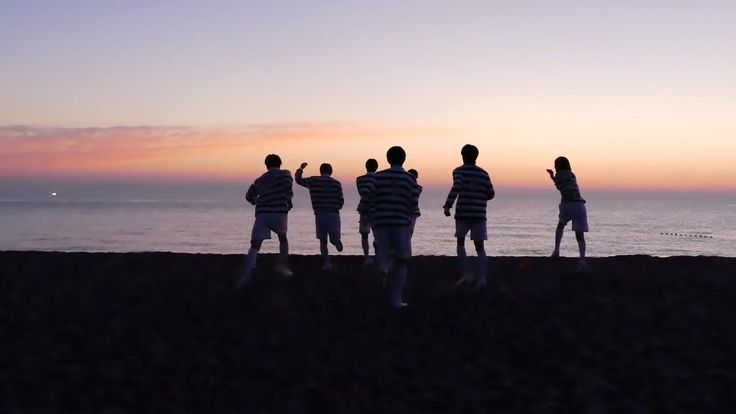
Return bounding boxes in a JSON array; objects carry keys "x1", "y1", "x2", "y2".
[
  {"x1": 408, "y1": 169, "x2": 418, "y2": 179},
  {"x1": 386, "y1": 146, "x2": 406, "y2": 166},
  {"x1": 365, "y1": 158, "x2": 378, "y2": 173},
  {"x1": 461, "y1": 144, "x2": 479, "y2": 164},
  {"x1": 554, "y1": 156, "x2": 571, "y2": 171},
  {"x1": 319, "y1": 163, "x2": 333, "y2": 175},
  {"x1": 264, "y1": 154, "x2": 282, "y2": 168}
]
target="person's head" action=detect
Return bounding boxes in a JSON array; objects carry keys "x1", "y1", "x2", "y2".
[
  {"x1": 365, "y1": 158, "x2": 378, "y2": 173},
  {"x1": 554, "y1": 156, "x2": 571, "y2": 172},
  {"x1": 386, "y1": 146, "x2": 406, "y2": 166},
  {"x1": 319, "y1": 163, "x2": 333, "y2": 176},
  {"x1": 461, "y1": 144, "x2": 479, "y2": 164},
  {"x1": 408, "y1": 169, "x2": 418, "y2": 179},
  {"x1": 264, "y1": 154, "x2": 282, "y2": 169}
]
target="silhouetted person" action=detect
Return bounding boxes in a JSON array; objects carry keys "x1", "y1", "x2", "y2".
[
  {"x1": 296, "y1": 162, "x2": 344, "y2": 270},
  {"x1": 547, "y1": 156, "x2": 588, "y2": 272},
  {"x1": 356, "y1": 158, "x2": 379, "y2": 266},
  {"x1": 408, "y1": 168, "x2": 422, "y2": 237},
  {"x1": 443, "y1": 144, "x2": 495, "y2": 287},
  {"x1": 368, "y1": 146, "x2": 419, "y2": 308},
  {"x1": 237, "y1": 154, "x2": 294, "y2": 288}
]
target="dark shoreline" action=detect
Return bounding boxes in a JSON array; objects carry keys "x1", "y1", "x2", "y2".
[{"x1": 2, "y1": 252, "x2": 736, "y2": 412}]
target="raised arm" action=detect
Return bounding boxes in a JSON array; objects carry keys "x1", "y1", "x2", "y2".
[{"x1": 295, "y1": 162, "x2": 310, "y2": 188}]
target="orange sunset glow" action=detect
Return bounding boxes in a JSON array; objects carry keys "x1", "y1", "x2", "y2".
[{"x1": 1, "y1": 122, "x2": 734, "y2": 191}]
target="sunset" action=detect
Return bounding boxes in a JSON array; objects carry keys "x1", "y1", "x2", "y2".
[
  {"x1": 2, "y1": 2, "x2": 735, "y2": 192},
  {"x1": 2, "y1": 1, "x2": 735, "y2": 411},
  {"x1": 2, "y1": 120, "x2": 734, "y2": 190}
]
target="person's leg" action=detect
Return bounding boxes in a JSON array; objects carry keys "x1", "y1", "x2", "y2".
[
  {"x1": 388, "y1": 227, "x2": 410, "y2": 307},
  {"x1": 360, "y1": 233, "x2": 373, "y2": 266},
  {"x1": 238, "y1": 215, "x2": 272, "y2": 288},
  {"x1": 471, "y1": 221, "x2": 489, "y2": 286},
  {"x1": 575, "y1": 231, "x2": 586, "y2": 259},
  {"x1": 329, "y1": 213, "x2": 343, "y2": 252},
  {"x1": 361, "y1": 232, "x2": 370, "y2": 254},
  {"x1": 276, "y1": 232, "x2": 293, "y2": 276},
  {"x1": 455, "y1": 220, "x2": 471, "y2": 284},
  {"x1": 575, "y1": 231, "x2": 588, "y2": 272},
  {"x1": 552, "y1": 221, "x2": 565, "y2": 257},
  {"x1": 372, "y1": 225, "x2": 378, "y2": 258},
  {"x1": 237, "y1": 239, "x2": 263, "y2": 288},
  {"x1": 456, "y1": 237, "x2": 471, "y2": 284},
  {"x1": 474, "y1": 240, "x2": 487, "y2": 286},
  {"x1": 373, "y1": 227, "x2": 389, "y2": 276},
  {"x1": 390, "y1": 258, "x2": 408, "y2": 307},
  {"x1": 319, "y1": 238, "x2": 331, "y2": 270}
]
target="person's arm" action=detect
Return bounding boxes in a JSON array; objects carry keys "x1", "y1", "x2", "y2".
[
  {"x1": 413, "y1": 184, "x2": 422, "y2": 215},
  {"x1": 285, "y1": 172, "x2": 294, "y2": 210},
  {"x1": 337, "y1": 181, "x2": 344, "y2": 210},
  {"x1": 546, "y1": 169, "x2": 556, "y2": 183},
  {"x1": 245, "y1": 183, "x2": 257, "y2": 205},
  {"x1": 363, "y1": 176, "x2": 376, "y2": 211},
  {"x1": 295, "y1": 162, "x2": 309, "y2": 188},
  {"x1": 357, "y1": 176, "x2": 369, "y2": 198},
  {"x1": 443, "y1": 170, "x2": 462, "y2": 216},
  {"x1": 487, "y1": 175, "x2": 495, "y2": 200}
]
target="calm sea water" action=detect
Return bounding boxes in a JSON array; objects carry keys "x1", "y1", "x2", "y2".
[{"x1": 1, "y1": 191, "x2": 734, "y2": 257}]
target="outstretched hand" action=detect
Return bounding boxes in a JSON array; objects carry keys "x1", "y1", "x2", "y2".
[
  {"x1": 444, "y1": 207, "x2": 452, "y2": 217},
  {"x1": 300, "y1": 162, "x2": 308, "y2": 169},
  {"x1": 546, "y1": 169, "x2": 554, "y2": 178}
]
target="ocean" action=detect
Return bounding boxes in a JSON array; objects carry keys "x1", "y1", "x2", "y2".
[{"x1": 1, "y1": 190, "x2": 734, "y2": 257}]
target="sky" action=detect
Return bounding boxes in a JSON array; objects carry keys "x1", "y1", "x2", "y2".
[{"x1": 1, "y1": 0, "x2": 735, "y2": 194}]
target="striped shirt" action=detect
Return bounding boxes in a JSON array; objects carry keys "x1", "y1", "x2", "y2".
[
  {"x1": 443, "y1": 164, "x2": 495, "y2": 221},
  {"x1": 554, "y1": 170, "x2": 586, "y2": 203},
  {"x1": 369, "y1": 166, "x2": 420, "y2": 227},
  {"x1": 356, "y1": 173, "x2": 376, "y2": 214},
  {"x1": 245, "y1": 168, "x2": 294, "y2": 215},
  {"x1": 295, "y1": 169, "x2": 344, "y2": 214}
]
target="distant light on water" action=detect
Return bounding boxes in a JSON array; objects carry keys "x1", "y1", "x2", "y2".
[{"x1": 51, "y1": 192, "x2": 57, "y2": 196}]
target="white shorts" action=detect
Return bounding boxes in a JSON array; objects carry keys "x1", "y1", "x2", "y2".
[
  {"x1": 455, "y1": 219, "x2": 487, "y2": 241},
  {"x1": 559, "y1": 202, "x2": 588, "y2": 232},
  {"x1": 251, "y1": 213, "x2": 288, "y2": 242},
  {"x1": 374, "y1": 226, "x2": 412, "y2": 263},
  {"x1": 315, "y1": 212, "x2": 341, "y2": 241},
  {"x1": 359, "y1": 212, "x2": 372, "y2": 234}
]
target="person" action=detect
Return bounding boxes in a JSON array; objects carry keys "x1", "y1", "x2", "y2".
[
  {"x1": 236, "y1": 154, "x2": 294, "y2": 288},
  {"x1": 295, "y1": 162, "x2": 344, "y2": 270},
  {"x1": 546, "y1": 156, "x2": 589, "y2": 272},
  {"x1": 356, "y1": 158, "x2": 378, "y2": 266},
  {"x1": 407, "y1": 169, "x2": 422, "y2": 237},
  {"x1": 368, "y1": 146, "x2": 419, "y2": 308},
  {"x1": 443, "y1": 144, "x2": 495, "y2": 287}
]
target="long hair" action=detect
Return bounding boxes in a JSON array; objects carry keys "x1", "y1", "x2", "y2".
[{"x1": 554, "y1": 156, "x2": 571, "y2": 172}]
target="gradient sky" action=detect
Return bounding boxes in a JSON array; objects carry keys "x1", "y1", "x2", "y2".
[{"x1": 1, "y1": 0, "x2": 735, "y2": 192}]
